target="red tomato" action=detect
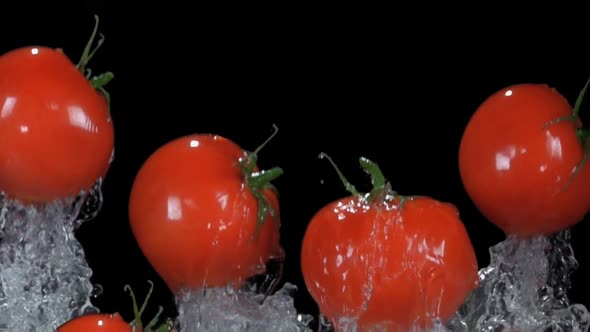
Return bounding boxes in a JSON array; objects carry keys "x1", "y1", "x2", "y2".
[
  {"x1": 57, "y1": 313, "x2": 131, "y2": 332},
  {"x1": 128, "y1": 133, "x2": 283, "y2": 292},
  {"x1": 301, "y1": 156, "x2": 479, "y2": 331},
  {"x1": 0, "y1": 45, "x2": 114, "y2": 203},
  {"x1": 459, "y1": 83, "x2": 590, "y2": 236}
]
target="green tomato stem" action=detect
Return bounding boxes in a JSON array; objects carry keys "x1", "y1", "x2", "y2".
[
  {"x1": 359, "y1": 157, "x2": 387, "y2": 201},
  {"x1": 318, "y1": 153, "x2": 359, "y2": 196},
  {"x1": 74, "y1": 15, "x2": 114, "y2": 113},
  {"x1": 319, "y1": 153, "x2": 399, "y2": 204},
  {"x1": 123, "y1": 280, "x2": 174, "y2": 331},
  {"x1": 239, "y1": 125, "x2": 283, "y2": 236},
  {"x1": 578, "y1": 127, "x2": 590, "y2": 146},
  {"x1": 123, "y1": 284, "x2": 142, "y2": 327},
  {"x1": 543, "y1": 77, "x2": 590, "y2": 129},
  {"x1": 573, "y1": 76, "x2": 590, "y2": 118},
  {"x1": 77, "y1": 15, "x2": 102, "y2": 75},
  {"x1": 542, "y1": 78, "x2": 590, "y2": 191}
]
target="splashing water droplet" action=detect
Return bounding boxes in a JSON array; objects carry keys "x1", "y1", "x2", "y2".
[
  {"x1": 91, "y1": 284, "x2": 104, "y2": 299},
  {"x1": 74, "y1": 179, "x2": 104, "y2": 226}
]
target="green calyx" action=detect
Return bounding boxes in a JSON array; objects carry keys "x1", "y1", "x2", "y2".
[
  {"x1": 124, "y1": 280, "x2": 174, "y2": 332},
  {"x1": 544, "y1": 76, "x2": 590, "y2": 190},
  {"x1": 239, "y1": 124, "x2": 283, "y2": 235},
  {"x1": 319, "y1": 153, "x2": 406, "y2": 207},
  {"x1": 76, "y1": 15, "x2": 114, "y2": 112}
]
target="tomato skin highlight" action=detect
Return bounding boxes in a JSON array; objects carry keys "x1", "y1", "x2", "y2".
[
  {"x1": 459, "y1": 84, "x2": 590, "y2": 236},
  {"x1": 57, "y1": 313, "x2": 132, "y2": 332},
  {"x1": 301, "y1": 195, "x2": 479, "y2": 330},
  {"x1": 128, "y1": 134, "x2": 282, "y2": 293},
  {"x1": 0, "y1": 46, "x2": 114, "y2": 203}
]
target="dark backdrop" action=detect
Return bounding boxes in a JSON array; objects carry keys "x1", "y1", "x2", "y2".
[{"x1": 1, "y1": 3, "x2": 589, "y2": 325}]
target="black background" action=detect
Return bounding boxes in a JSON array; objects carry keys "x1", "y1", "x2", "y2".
[{"x1": 1, "y1": 2, "x2": 590, "y2": 326}]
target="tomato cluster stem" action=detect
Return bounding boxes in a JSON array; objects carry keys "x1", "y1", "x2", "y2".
[
  {"x1": 75, "y1": 15, "x2": 114, "y2": 112},
  {"x1": 543, "y1": 77, "x2": 590, "y2": 190},
  {"x1": 240, "y1": 125, "x2": 283, "y2": 235},
  {"x1": 319, "y1": 153, "x2": 401, "y2": 204},
  {"x1": 124, "y1": 281, "x2": 174, "y2": 332}
]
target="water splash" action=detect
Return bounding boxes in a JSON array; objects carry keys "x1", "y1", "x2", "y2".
[
  {"x1": 0, "y1": 182, "x2": 103, "y2": 331},
  {"x1": 175, "y1": 259, "x2": 312, "y2": 331},
  {"x1": 175, "y1": 281, "x2": 314, "y2": 332},
  {"x1": 448, "y1": 229, "x2": 590, "y2": 331}
]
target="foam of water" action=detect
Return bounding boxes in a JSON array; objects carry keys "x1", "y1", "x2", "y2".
[
  {"x1": 0, "y1": 183, "x2": 103, "y2": 331},
  {"x1": 448, "y1": 229, "x2": 590, "y2": 331},
  {"x1": 175, "y1": 282, "x2": 314, "y2": 332}
]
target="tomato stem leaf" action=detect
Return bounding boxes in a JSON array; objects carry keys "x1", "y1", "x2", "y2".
[
  {"x1": 358, "y1": 157, "x2": 396, "y2": 203},
  {"x1": 77, "y1": 15, "x2": 101, "y2": 74},
  {"x1": 562, "y1": 128, "x2": 590, "y2": 191},
  {"x1": 138, "y1": 280, "x2": 155, "y2": 320},
  {"x1": 75, "y1": 15, "x2": 114, "y2": 114},
  {"x1": 252, "y1": 124, "x2": 279, "y2": 156},
  {"x1": 573, "y1": 76, "x2": 590, "y2": 118},
  {"x1": 543, "y1": 79, "x2": 590, "y2": 191},
  {"x1": 239, "y1": 125, "x2": 283, "y2": 237},
  {"x1": 542, "y1": 77, "x2": 590, "y2": 129},
  {"x1": 359, "y1": 157, "x2": 385, "y2": 192},
  {"x1": 123, "y1": 284, "x2": 142, "y2": 327},
  {"x1": 90, "y1": 71, "x2": 114, "y2": 89},
  {"x1": 143, "y1": 306, "x2": 174, "y2": 332},
  {"x1": 152, "y1": 319, "x2": 175, "y2": 332},
  {"x1": 318, "y1": 152, "x2": 359, "y2": 197},
  {"x1": 123, "y1": 280, "x2": 158, "y2": 329}
]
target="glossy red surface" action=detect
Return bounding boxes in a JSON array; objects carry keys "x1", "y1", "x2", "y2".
[
  {"x1": 129, "y1": 134, "x2": 282, "y2": 292},
  {"x1": 459, "y1": 84, "x2": 590, "y2": 236},
  {"x1": 301, "y1": 195, "x2": 479, "y2": 330},
  {"x1": 57, "y1": 313, "x2": 131, "y2": 332},
  {"x1": 0, "y1": 46, "x2": 114, "y2": 203}
]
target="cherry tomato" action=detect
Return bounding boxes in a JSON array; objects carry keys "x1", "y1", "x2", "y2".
[
  {"x1": 57, "y1": 313, "x2": 131, "y2": 332},
  {"x1": 0, "y1": 44, "x2": 114, "y2": 203},
  {"x1": 459, "y1": 83, "x2": 590, "y2": 236},
  {"x1": 128, "y1": 132, "x2": 283, "y2": 292},
  {"x1": 301, "y1": 156, "x2": 479, "y2": 330}
]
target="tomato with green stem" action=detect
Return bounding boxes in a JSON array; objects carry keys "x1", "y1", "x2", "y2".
[
  {"x1": 129, "y1": 126, "x2": 283, "y2": 293},
  {"x1": 0, "y1": 15, "x2": 114, "y2": 203},
  {"x1": 57, "y1": 281, "x2": 174, "y2": 332},
  {"x1": 459, "y1": 80, "x2": 590, "y2": 236},
  {"x1": 57, "y1": 313, "x2": 132, "y2": 332},
  {"x1": 301, "y1": 155, "x2": 479, "y2": 331}
]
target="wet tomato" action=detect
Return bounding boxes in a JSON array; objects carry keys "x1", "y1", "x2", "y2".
[
  {"x1": 57, "y1": 313, "x2": 131, "y2": 332},
  {"x1": 459, "y1": 83, "x2": 590, "y2": 236},
  {"x1": 301, "y1": 156, "x2": 479, "y2": 331},
  {"x1": 0, "y1": 17, "x2": 114, "y2": 203},
  {"x1": 129, "y1": 129, "x2": 283, "y2": 293}
]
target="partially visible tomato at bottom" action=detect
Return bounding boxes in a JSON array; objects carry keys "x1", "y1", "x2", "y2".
[{"x1": 56, "y1": 313, "x2": 132, "y2": 332}]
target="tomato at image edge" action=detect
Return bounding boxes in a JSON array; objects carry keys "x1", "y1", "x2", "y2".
[
  {"x1": 459, "y1": 83, "x2": 590, "y2": 236},
  {"x1": 57, "y1": 313, "x2": 132, "y2": 332},
  {"x1": 0, "y1": 45, "x2": 114, "y2": 203},
  {"x1": 128, "y1": 133, "x2": 283, "y2": 293},
  {"x1": 301, "y1": 156, "x2": 479, "y2": 330}
]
